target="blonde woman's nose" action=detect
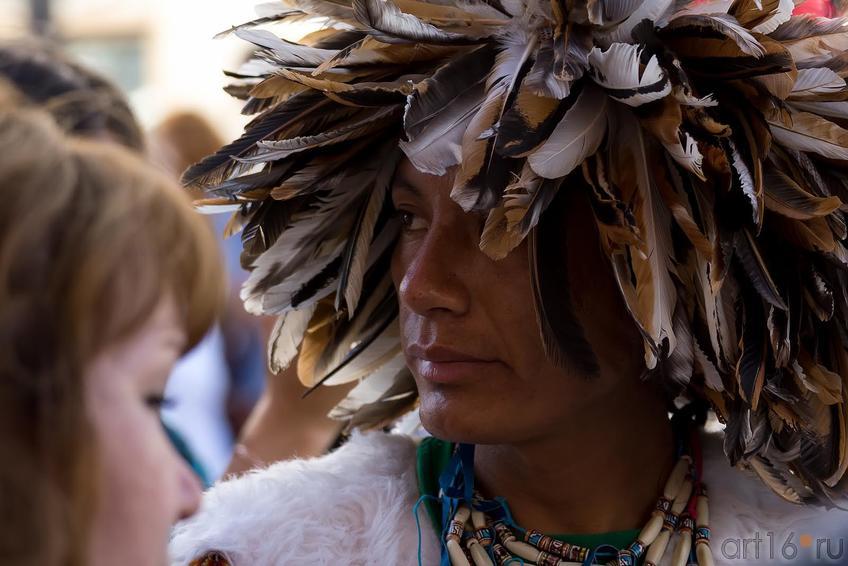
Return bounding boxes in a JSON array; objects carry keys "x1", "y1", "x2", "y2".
[{"x1": 177, "y1": 460, "x2": 203, "y2": 521}]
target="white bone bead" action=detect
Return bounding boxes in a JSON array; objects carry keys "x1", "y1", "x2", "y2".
[
  {"x1": 645, "y1": 529, "x2": 672, "y2": 565},
  {"x1": 696, "y1": 496, "x2": 709, "y2": 526},
  {"x1": 697, "y1": 541, "x2": 715, "y2": 566},
  {"x1": 671, "y1": 478, "x2": 693, "y2": 514},
  {"x1": 504, "y1": 538, "x2": 543, "y2": 563},
  {"x1": 664, "y1": 457, "x2": 691, "y2": 500},
  {"x1": 467, "y1": 539, "x2": 494, "y2": 566},
  {"x1": 639, "y1": 514, "x2": 665, "y2": 546},
  {"x1": 447, "y1": 539, "x2": 471, "y2": 566},
  {"x1": 471, "y1": 509, "x2": 487, "y2": 530},
  {"x1": 455, "y1": 505, "x2": 472, "y2": 524},
  {"x1": 447, "y1": 505, "x2": 471, "y2": 543},
  {"x1": 672, "y1": 533, "x2": 692, "y2": 566}
]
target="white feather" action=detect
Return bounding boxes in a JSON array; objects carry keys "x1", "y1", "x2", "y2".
[
  {"x1": 779, "y1": 18, "x2": 848, "y2": 62},
  {"x1": 769, "y1": 112, "x2": 848, "y2": 161},
  {"x1": 728, "y1": 140, "x2": 759, "y2": 225},
  {"x1": 666, "y1": 12, "x2": 765, "y2": 58},
  {"x1": 328, "y1": 355, "x2": 412, "y2": 419},
  {"x1": 399, "y1": 88, "x2": 481, "y2": 175},
  {"x1": 664, "y1": 132, "x2": 705, "y2": 181},
  {"x1": 587, "y1": 0, "x2": 645, "y2": 26},
  {"x1": 235, "y1": 28, "x2": 337, "y2": 66},
  {"x1": 322, "y1": 320, "x2": 402, "y2": 386},
  {"x1": 629, "y1": 119, "x2": 678, "y2": 368},
  {"x1": 603, "y1": 0, "x2": 675, "y2": 42},
  {"x1": 235, "y1": 58, "x2": 279, "y2": 78},
  {"x1": 674, "y1": 90, "x2": 718, "y2": 107},
  {"x1": 588, "y1": 43, "x2": 671, "y2": 107},
  {"x1": 499, "y1": 0, "x2": 526, "y2": 17},
  {"x1": 341, "y1": 157, "x2": 395, "y2": 316},
  {"x1": 355, "y1": 0, "x2": 485, "y2": 44},
  {"x1": 695, "y1": 254, "x2": 739, "y2": 371},
  {"x1": 268, "y1": 305, "x2": 317, "y2": 374},
  {"x1": 254, "y1": 108, "x2": 397, "y2": 162},
  {"x1": 312, "y1": 273, "x2": 395, "y2": 385},
  {"x1": 242, "y1": 238, "x2": 344, "y2": 315},
  {"x1": 751, "y1": 0, "x2": 795, "y2": 34},
  {"x1": 451, "y1": 29, "x2": 537, "y2": 209},
  {"x1": 788, "y1": 100, "x2": 848, "y2": 119},
  {"x1": 241, "y1": 168, "x2": 378, "y2": 315},
  {"x1": 196, "y1": 204, "x2": 243, "y2": 215},
  {"x1": 789, "y1": 68, "x2": 846, "y2": 100},
  {"x1": 528, "y1": 86, "x2": 607, "y2": 179}
]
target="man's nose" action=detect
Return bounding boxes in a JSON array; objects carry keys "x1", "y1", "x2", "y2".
[{"x1": 397, "y1": 218, "x2": 472, "y2": 317}]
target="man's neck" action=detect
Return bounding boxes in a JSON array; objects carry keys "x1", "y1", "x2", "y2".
[{"x1": 472, "y1": 395, "x2": 675, "y2": 535}]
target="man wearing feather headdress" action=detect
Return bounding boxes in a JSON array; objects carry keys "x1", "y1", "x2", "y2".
[{"x1": 171, "y1": 0, "x2": 848, "y2": 564}]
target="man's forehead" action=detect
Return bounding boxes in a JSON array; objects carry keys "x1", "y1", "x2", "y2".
[{"x1": 392, "y1": 157, "x2": 456, "y2": 194}]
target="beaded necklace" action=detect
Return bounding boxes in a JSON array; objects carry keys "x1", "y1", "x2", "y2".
[{"x1": 430, "y1": 410, "x2": 715, "y2": 566}]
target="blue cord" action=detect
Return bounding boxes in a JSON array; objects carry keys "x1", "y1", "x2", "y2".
[{"x1": 413, "y1": 494, "x2": 439, "y2": 566}]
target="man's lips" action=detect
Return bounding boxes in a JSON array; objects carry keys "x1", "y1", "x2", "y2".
[
  {"x1": 407, "y1": 344, "x2": 496, "y2": 363},
  {"x1": 407, "y1": 344, "x2": 502, "y2": 384}
]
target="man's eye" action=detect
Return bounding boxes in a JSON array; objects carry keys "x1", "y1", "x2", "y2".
[
  {"x1": 399, "y1": 211, "x2": 415, "y2": 227},
  {"x1": 393, "y1": 207, "x2": 426, "y2": 232}
]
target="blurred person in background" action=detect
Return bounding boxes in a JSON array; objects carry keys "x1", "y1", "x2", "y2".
[
  {"x1": 152, "y1": 111, "x2": 262, "y2": 478},
  {"x1": 691, "y1": 0, "x2": 848, "y2": 16},
  {"x1": 0, "y1": 39, "x2": 143, "y2": 151},
  {"x1": 223, "y1": 350, "x2": 353, "y2": 475},
  {"x1": 0, "y1": 84, "x2": 224, "y2": 565},
  {"x1": 153, "y1": 111, "x2": 354, "y2": 476},
  {"x1": 793, "y1": 0, "x2": 847, "y2": 16}
]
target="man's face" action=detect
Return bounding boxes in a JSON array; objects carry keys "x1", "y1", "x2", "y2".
[{"x1": 389, "y1": 158, "x2": 646, "y2": 444}]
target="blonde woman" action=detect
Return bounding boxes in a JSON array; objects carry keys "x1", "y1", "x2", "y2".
[{"x1": 0, "y1": 87, "x2": 224, "y2": 566}]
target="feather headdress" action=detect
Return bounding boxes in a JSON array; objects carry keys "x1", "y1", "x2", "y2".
[{"x1": 190, "y1": 0, "x2": 848, "y2": 506}]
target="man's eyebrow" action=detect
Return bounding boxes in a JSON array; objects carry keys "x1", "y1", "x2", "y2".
[{"x1": 390, "y1": 176, "x2": 424, "y2": 199}]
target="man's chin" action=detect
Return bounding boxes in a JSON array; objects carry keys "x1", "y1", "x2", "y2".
[{"x1": 418, "y1": 391, "x2": 505, "y2": 444}]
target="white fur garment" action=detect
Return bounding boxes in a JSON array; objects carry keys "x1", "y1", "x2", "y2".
[{"x1": 170, "y1": 431, "x2": 848, "y2": 565}]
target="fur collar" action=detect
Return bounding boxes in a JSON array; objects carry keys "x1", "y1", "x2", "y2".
[
  {"x1": 170, "y1": 431, "x2": 847, "y2": 565},
  {"x1": 169, "y1": 432, "x2": 439, "y2": 565}
]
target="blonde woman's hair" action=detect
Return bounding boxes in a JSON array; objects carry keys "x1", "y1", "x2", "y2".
[{"x1": 0, "y1": 85, "x2": 224, "y2": 566}]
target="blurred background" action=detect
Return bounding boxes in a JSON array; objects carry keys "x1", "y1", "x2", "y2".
[
  {"x1": 0, "y1": 0, "x2": 255, "y2": 137},
  {"x1": 0, "y1": 0, "x2": 326, "y2": 484}
]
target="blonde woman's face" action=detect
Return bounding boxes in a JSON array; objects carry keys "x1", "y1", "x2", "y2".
[{"x1": 85, "y1": 298, "x2": 201, "y2": 566}]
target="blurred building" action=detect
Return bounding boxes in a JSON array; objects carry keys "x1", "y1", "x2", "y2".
[{"x1": 0, "y1": 0, "x2": 274, "y2": 139}]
